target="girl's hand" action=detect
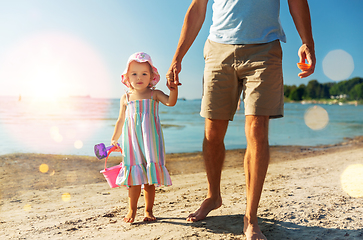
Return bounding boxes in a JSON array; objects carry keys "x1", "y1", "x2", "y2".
[
  {"x1": 168, "y1": 81, "x2": 178, "y2": 91},
  {"x1": 111, "y1": 140, "x2": 119, "y2": 147}
]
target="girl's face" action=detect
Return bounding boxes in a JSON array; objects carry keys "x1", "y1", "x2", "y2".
[{"x1": 127, "y1": 61, "x2": 152, "y2": 90}]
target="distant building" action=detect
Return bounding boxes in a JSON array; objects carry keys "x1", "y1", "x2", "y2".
[{"x1": 331, "y1": 94, "x2": 349, "y2": 99}]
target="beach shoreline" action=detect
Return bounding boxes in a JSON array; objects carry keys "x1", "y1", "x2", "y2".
[{"x1": 1, "y1": 136, "x2": 363, "y2": 239}]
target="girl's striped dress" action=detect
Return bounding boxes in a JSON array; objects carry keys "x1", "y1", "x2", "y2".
[{"x1": 116, "y1": 93, "x2": 172, "y2": 187}]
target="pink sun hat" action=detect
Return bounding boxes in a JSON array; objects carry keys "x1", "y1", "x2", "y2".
[{"x1": 121, "y1": 52, "x2": 160, "y2": 88}]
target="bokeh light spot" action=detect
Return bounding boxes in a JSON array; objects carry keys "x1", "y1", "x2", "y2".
[
  {"x1": 341, "y1": 164, "x2": 363, "y2": 198},
  {"x1": 323, "y1": 49, "x2": 354, "y2": 81},
  {"x1": 74, "y1": 140, "x2": 83, "y2": 149},
  {"x1": 39, "y1": 164, "x2": 49, "y2": 173},
  {"x1": 304, "y1": 106, "x2": 329, "y2": 130},
  {"x1": 50, "y1": 126, "x2": 63, "y2": 143},
  {"x1": 62, "y1": 193, "x2": 71, "y2": 202},
  {"x1": 23, "y1": 204, "x2": 32, "y2": 211}
]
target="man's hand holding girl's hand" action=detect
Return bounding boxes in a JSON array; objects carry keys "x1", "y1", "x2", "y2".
[{"x1": 166, "y1": 61, "x2": 182, "y2": 90}]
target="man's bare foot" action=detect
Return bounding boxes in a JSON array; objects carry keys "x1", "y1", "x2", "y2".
[
  {"x1": 186, "y1": 197, "x2": 222, "y2": 222},
  {"x1": 243, "y1": 216, "x2": 267, "y2": 240},
  {"x1": 123, "y1": 210, "x2": 136, "y2": 223},
  {"x1": 143, "y1": 210, "x2": 156, "y2": 222}
]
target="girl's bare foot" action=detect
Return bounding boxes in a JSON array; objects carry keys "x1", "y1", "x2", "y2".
[
  {"x1": 123, "y1": 209, "x2": 136, "y2": 223},
  {"x1": 143, "y1": 210, "x2": 156, "y2": 222}
]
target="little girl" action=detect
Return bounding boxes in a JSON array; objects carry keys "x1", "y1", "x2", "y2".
[{"x1": 111, "y1": 52, "x2": 178, "y2": 223}]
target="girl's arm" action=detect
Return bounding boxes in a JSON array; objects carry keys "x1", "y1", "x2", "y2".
[
  {"x1": 154, "y1": 86, "x2": 178, "y2": 107},
  {"x1": 111, "y1": 94, "x2": 127, "y2": 146}
]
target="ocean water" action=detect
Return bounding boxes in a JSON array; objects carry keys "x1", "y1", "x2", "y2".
[{"x1": 0, "y1": 96, "x2": 363, "y2": 156}]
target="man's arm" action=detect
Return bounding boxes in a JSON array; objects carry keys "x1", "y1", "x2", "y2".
[
  {"x1": 167, "y1": 0, "x2": 209, "y2": 87},
  {"x1": 288, "y1": 0, "x2": 316, "y2": 78}
]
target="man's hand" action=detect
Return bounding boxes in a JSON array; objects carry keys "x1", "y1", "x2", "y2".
[
  {"x1": 298, "y1": 43, "x2": 316, "y2": 78},
  {"x1": 166, "y1": 61, "x2": 182, "y2": 90}
]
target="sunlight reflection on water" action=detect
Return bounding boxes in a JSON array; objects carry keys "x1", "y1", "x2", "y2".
[{"x1": 1, "y1": 97, "x2": 109, "y2": 154}]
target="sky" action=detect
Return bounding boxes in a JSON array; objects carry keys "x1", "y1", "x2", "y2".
[{"x1": 0, "y1": 0, "x2": 362, "y2": 100}]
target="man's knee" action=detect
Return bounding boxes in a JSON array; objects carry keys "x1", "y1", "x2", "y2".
[
  {"x1": 204, "y1": 118, "x2": 229, "y2": 143},
  {"x1": 245, "y1": 116, "x2": 269, "y2": 141}
]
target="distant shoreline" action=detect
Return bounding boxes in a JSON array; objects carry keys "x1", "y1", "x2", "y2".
[
  {"x1": 284, "y1": 98, "x2": 362, "y2": 106},
  {"x1": 2, "y1": 95, "x2": 361, "y2": 105}
]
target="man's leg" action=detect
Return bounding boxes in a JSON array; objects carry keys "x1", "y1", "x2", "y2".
[
  {"x1": 243, "y1": 115, "x2": 269, "y2": 240},
  {"x1": 187, "y1": 118, "x2": 229, "y2": 222}
]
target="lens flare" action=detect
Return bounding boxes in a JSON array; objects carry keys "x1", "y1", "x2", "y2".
[
  {"x1": 39, "y1": 164, "x2": 49, "y2": 173},
  {"x1": 341, "y1": 164, "x2": 363, "y2": 198},
  {"x1": 304, "y1": 106, "x2": 329, "y2": 130},
  {"x1": 0, "y1": 31, "x2": 112, "y2": 155},
  {"x1": 62, "y1": 193, "x2": 71, "y2": 202},
  {"x1": 50, "y1": 126, "x2": 63, "y2": 143},
  {"x1": 74, "y1": 140, "x2": 83, "y2": 149},
  {"x1": 23, "y1": 204, "x2": 32, "y2": 211},
  {"x1": 323, "y1": 49, "x2": 354, "y2": 81},
  {"x1": 0, "y1": 31, "x2": 112, "y2": 98}
]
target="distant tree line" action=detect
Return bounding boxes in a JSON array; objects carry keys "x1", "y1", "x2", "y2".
[{"x1": 284, "y1": 77, "x2": 363, "y2": 101}]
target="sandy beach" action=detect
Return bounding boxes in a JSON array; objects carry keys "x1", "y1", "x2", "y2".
[{"x1": 1, "y1": 137, "x2": 363, "y2": 239}]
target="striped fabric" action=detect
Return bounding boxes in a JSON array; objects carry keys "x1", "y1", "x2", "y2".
[{"x1": 116, "y1": 97, "x2": 172, "y2": 187}]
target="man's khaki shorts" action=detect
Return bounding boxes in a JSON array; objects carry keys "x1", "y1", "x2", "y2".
[{"x1": 201, "y1": 39, "x2": 284, "y2": 121}]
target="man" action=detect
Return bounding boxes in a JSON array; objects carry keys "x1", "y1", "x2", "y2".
[{"x1": 167, "y1": 0, "x2": 315, "y2": 239}]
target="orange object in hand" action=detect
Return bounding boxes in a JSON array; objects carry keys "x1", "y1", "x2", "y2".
[{"x1": 297, "y1": 62, "x2": 311, "y2": 71}]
